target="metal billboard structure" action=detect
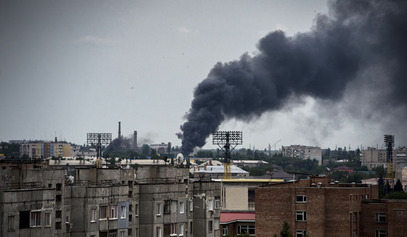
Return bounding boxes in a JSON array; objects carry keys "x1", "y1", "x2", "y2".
[
  {"x1": 87, "y1": 133, "x2": 112, "y2": 168},
  {"x1": 213, "y1": 131, "x2": 242, "y2": 179},
  {"x1": 384, "y1": 134, "x2": 394, "y2": 178}
]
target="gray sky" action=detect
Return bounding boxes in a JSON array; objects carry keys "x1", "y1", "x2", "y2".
[{"x1": 0, "y1": 0, "x2": 398, "y2": 150}]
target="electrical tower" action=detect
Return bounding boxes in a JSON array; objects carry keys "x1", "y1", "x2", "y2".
[
  {"x1": 384, "y1": 135, "x2": 394, "y2": 178},
  {"x1": 87, "y1": 133, "x2": 112, "y2": 168},
  {"x1": 213, "y1": 131, "x2": 242, "y2": 179}
]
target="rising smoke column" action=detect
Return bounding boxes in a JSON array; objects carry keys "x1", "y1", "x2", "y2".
[{"x1": 179, "y1": 0, "x2": 407, "y2": 155}]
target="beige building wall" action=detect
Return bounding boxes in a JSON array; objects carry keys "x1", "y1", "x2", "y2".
[
  {"x1": 223, "y1": 186, "x2": 248, "y2": 210},
  {"x1": 62, "y1": 144, "x2": 71, "y2": 157}
]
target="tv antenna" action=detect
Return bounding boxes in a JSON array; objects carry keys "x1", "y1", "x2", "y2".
[
  {"x1": 87, "y1": 133, "x2": 112, "y2": 168},
  {"x1": 213, "y1": 131, "x2": 242, "y2": 179}
]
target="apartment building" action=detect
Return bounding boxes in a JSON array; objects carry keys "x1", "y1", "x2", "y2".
[
  {"x1": 0, "y1": 161, "x2": 221, "y2": 237},
  {"x1": 360, "y1": 199, "x2": 407, "y2": 237},
  {"x1": 0, "y1": 168, "x2": 67, "y2": 237},
  {"x1": 281, "y1": 145, "x2": 322, "y2": 165},
  {"x1": 20, "y1": 141, "x2": 71, "y2": 159},
  {"x1": 255, "y1": 176, "x2": 378, "y2": 237}
]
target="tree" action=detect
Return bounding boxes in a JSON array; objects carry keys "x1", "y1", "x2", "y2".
[
  {"x1": 141, "y1": 144, "x2": 150, "y2": 155},
  {"x1": 394, "y1": 179, "x2": 403, "y2": 192},
  {"x1": 384, "y1": 180, "x2": 392, "y2": 195},
  {"x1": 280, "y1": 222, "x2": 293, "y2": 237}
]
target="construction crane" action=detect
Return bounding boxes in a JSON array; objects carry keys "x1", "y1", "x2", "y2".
[
  {"x1": 384, "y1": 135, "x2": 395, "y2": 178},
  {"x1": 213, "y1": 131, "x2": 242, "y2": 179},
  {"x1": 269, "y1": 139, "x2": 282, "y2": 156}
]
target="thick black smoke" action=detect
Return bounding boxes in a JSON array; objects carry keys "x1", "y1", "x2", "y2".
[
  {"x1": 179, "y1": 0, "x2": 407, "y2": 155},
  {"x1": 104, "y1": 136, "x2": 135, "y2": 155}
]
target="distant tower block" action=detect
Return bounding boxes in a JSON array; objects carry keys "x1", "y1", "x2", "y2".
[
  {"x1": 118, "y1": 121, "x2": 121, "y2": 139},
  {"x1": 133, "y1": 131, "x2": 138, "y2": 150}
]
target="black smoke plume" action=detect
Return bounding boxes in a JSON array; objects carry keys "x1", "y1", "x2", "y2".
[
  {"x1": 104, "y1": 136, "x2": 135, "y2": 155},
  {"x1": 179, "y1": 0, "x2": 407, "y2": 155}
]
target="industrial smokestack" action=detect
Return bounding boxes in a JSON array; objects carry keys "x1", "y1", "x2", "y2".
[
  {"x1": 133, "y1": 131, "x2": 138, "y2": 150},
  {"x1": 118, "y1": 121, "x2": 121, "y2": 139},
  {"x1": 178, "y1": 0, "x2": 407, "y2": 155}
]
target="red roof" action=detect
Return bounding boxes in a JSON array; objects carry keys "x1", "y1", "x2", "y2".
[{"x1": 220, "y1": 212, "x2": 255, "y2": 224}]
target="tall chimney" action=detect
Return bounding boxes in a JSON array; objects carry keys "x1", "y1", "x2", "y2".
[
  {"x1": 133, "y1": 131, "x2": 138, "y2": 150},
  {"x1": 118, "y1": 121, "x2": 121, "y2": 139}
]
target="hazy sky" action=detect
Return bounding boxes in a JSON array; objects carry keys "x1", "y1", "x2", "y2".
[{"x1": 0, "y1": 0, "x2": 402, "y2": 150}]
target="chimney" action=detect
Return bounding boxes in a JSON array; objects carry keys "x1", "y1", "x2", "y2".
[{"x1": 118, "y1": 122, "x2": 121, "y2": 139}]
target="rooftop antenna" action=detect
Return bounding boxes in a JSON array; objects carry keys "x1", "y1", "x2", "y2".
[
  {"x1": 87, "y1": 133, "x2": 112, "y2": 168},
  {"x1": 213, "y1": 131, "x2": 242, "y2": 179}
]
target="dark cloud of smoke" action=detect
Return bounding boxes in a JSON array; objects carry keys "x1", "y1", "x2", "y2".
[
  {"x1": 104, "y1": 136, "x2": 135, "y2": 155},
  {"x1": 178, "y1": 0, "x2": 407, "y2": 155}
]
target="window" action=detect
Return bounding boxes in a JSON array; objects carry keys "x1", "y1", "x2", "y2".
[
  {"x1": 129, "y1": 214, "x2": 132, "y2": 222},
  {"x1": 296, "y1": 211, "x2": 307, "y2": 221},
  {"x1": 170, "y1": 223, "x2": 177, "y2": 235},
  {"x1": 56, "y1": 221, "x2": 62, "y2": 229},
  {"x1": 215, "y1": 197, "x2": 221, "y2": 209},
  {"x1": 56, "y1": 194, "x2": 62, "y2": 202},
  {"x1": 19, "y1": 211, "x2": 30, "y2": 229},
  {"x1": 296, "y1": 195, "x2": 307, "y2": 203},
  {"x1": 30, "y1": 211, "x2": 41, "y2": 227},
  {"x1": 179, "y1": 202, "x2": 185, "y2": 214},
  {"x1": 375, "y1": 230, "x2": 386, "y2": 237},
  {"x1": 119, "y1": 230, "x2": 125, "y2": 237},
  {"x1": 208, "y1": 220, "x2": 213, "y2": 232},
  {"x1": 100, "y1": 206, "x2": 107, "y2": 219},
  {"x1": 296, "y1": 230, "x2": 307, "y2": 237},
  {"x1": 238, "y1": 225, "x2": 255, "y2": 235},
  {"x1": 128, "y1": 228, "x2": 133, "y2": 236},
  {"x1": 353, "y1": 212, "x2": 357, "y2": 223},
  {"x1": 110, "y1": 206, "x2": 118, "y2": 219},
  {"x1": 156, "y1": 227, "x2": 162, "y2": 237},
  {"x1": 190, "y1": 221, "x2": 193, "y2": 234},
  {"x1": 135, "y1": 204, "x2": 139, "y2": 216},
  {"x1": 375, "y1": 213, "x2": 386, "y2": 223},
  {"x1": 223, "y1": 226, "x2": 228, "y2": 235},
  {"x1": 179, "y1": 224, "x2": 184, "y2": 236},
  {"x1": 56, "y1": 210, "x2": 62, "y2": 219},
  {"x1": 56, "y1": 183, "x2": 62, "y2": 191},
  {"x1": 8, "y1": 216, "x2": 15, "y2": 231},
  {"x1": 45, "y1": 212, "x2": 51, "y2": 227},
  {"x1": 157, "y1": 203, "x2": 162, "y2": 216},
  {"x1": 208, "y1": 200, "x2": 213, "y2": 211},
  {"x1": 120, "y1": 206, "x2": 126, "y2": 219},
  {"x1": 164, "y1": 200, "x2": 171, "y2": 214},
  {"x1": 189, "y1": 200, "x2": 193, "y2": 212},
  {"x1": 91, "y1": 209, "x2": 97, "y2": 222}
]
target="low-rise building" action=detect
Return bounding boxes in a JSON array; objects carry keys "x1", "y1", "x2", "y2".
[{"x1": 281, "y1": 145, "x2": 322, "y2": 165}]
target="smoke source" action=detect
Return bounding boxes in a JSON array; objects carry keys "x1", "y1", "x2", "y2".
[{"x1": 179, "y1": 0, "x2": 407, "y2": 155}]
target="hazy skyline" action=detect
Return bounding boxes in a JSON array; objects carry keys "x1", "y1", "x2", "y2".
[{"x1": 1, "y1": 0, "x2": 405, "y2": 151}]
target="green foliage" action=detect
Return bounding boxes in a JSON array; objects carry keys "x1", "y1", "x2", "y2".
[
  {"x1": 0, "y1": 142, "x2": 20, "y2": 158},
  {"x1": 280, "y1": 221, "x2": 293, "y2": 237},
  {"x1": 383, "y1": 192, "x2": 407, "y2": 199},
  {"x1": 141, "y1": 144, "x2": 150, "y2": 155},
  {"x1": 394, "y1": 179, "x2": 403, "y2": 192}
]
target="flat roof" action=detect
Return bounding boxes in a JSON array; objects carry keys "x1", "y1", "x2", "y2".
[{"x1": 220, "y1": 212, "x2": 255, "y2": 224}]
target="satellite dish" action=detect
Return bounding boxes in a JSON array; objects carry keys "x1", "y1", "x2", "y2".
[{"x1": 176, "y1": 153, "x2": 184, "y2": 165}]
